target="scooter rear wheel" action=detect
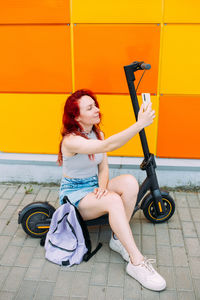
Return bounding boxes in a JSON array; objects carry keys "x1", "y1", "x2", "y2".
[
  {"x1": 142, "y1": 192, "x2": 175, "y2": 223},
  {"x1": 21, "y1": 207, "x2": 53, "y2": 238}
]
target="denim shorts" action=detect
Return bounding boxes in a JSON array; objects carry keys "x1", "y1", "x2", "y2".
[{"x1": 59, "y1": 175, "x2": 99, "y2": 208}]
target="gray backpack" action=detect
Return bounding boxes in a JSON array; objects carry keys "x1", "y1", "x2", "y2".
[{"x1": 44, "y1": 197, "x2": 102, "y2": 266}]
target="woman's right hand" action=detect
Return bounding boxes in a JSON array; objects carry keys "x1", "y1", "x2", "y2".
[{"x1": 137, "y1": 102, "x2": 155, "y2": 129}]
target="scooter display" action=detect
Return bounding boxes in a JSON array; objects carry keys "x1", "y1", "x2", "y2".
[{"x1": 18, "y1": 61, "x2": 175, "y2": 238}]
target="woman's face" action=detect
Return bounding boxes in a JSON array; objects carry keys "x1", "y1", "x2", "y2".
[{"x1": 76, "y1": 95, "x2": 100, "y2": 126}]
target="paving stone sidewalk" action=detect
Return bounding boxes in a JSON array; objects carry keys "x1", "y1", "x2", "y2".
[{"x1": 0, "y1": 183, "x2": 200, "y2": 300}]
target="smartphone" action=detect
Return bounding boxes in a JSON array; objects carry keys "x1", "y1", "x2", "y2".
[{"x1": 141, "y1": 93, "x2": 151, "y2": 109}]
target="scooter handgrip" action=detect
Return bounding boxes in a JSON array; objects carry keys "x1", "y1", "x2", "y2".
[{"x1": 141, "y1": 63, "x2": 151, "y2": 70}]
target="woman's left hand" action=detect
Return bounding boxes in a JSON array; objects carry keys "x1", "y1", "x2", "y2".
[{"x1": 93, "y1": 187, "x2": 108, "y2": 199}]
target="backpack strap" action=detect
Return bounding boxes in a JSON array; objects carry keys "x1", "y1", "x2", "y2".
[{"x1": 74, "y1": 204, "x2": 102, "y2": 261}]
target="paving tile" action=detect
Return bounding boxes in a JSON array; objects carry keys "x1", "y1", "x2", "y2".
[
  {"x1": 124, "y1": 274, "x2": 141, "y2": 300},
  {"x1": 95, "y1": 243, "x2": 110, "y2": 263},
  {"x1": 1, "y1": 186, "x2": 200, "y2": 299},
  {"x1": 0, "y1": 199, "x2": 9, "y2": 214},
  {"x1": 130, "y1": 219, "x2": 141, "y2": 235},
  {"x1": 159, "y1": 290, "x2": 178, "y2": 300},
  {"x1": 169, "y1": 229, "x2": 184, "y2": 247},
  {"x1": 193, "y1": 278, "x2": 200, "y2": 300},
  {"x1": 33, "y1": 244, "x2": 46, "y2": 258},
  {"x1": 0, "y1": 245, "x2": 21, "y2": 266},
  {"x1": 158, "y1": 266, "x2": 176, "y2": 290},
  {"x1": 10, "y1": 228, "x2": 26, "y2": 247},
  {"x1": 157, "y1": 246, "x2": 173, "y2": 266},
  {"x1": 167, "y1": 211, "x2": 181, "y2": 229},
  {"x1": 195, "y1": 222, "x2": 200, "y2": 237},
  {"x1": 172, "y1": 247, "x2": 188, "y2": 267},
  {"x1": 0, "y1": 291, "x2": 16, "y2": 300},
  {"x1": 107, "y1": 263, "x2": 125, "y2": 287},
  {"x1": 21, "y1": 194, "x2": 35, "y2": 206},
  {"x1": 2, "y1": 220, "x2": 19, "y2": 236},
  {"x1": 185, "y1": 237, "x2": 200, "y2": 256},
  {"x1": 34, "y1": 281, "x2": 55, "y2": 300},
  {"x1": 190, "y1": 208, "x2": 200, "y2": 222},
  {"x1": 174, "y1": 192, "x2": 188, "y2": 207},
  {"x1": 186, "y1": 192, "x2": 200, "y2": 208},
  {"x1": 70, "y1": 272, "x2": 90, "y2": 297},
  {"x1": 53, "y1": 271, "x2": 75, "y2": 297},
  {"x1": 106, "y1": 286, "x2": 123, "y2": 300},
  {"x1": 88, "y1": 285, "x2": 106, "y2": 300},
  {"x1": 2, "y1": 187, "x2": 18, "y2": 199},
  {"x1": 189, "y1": 257, "x2": 200, "y2": 277},
  {"x1": 0, "y1": 186, "x2": 7, "y2": 197},
  {"x1": 0, "y1": 205, "x2": 17, "y2": 220},
  {"x1": 177, "y1": 291, "x2": 196, "y2": 300},
  {"x1": 155, "y1": 228, "x2": 170, "y2": 246},
  {"x1": 2, "y1": 267, "x2": 26, "y2": 292},
  {"x1": 76, "y1": 256, "x2": 95, "y2": 272},
  {"x1": 0, "y1": 219, "x2": 7, "y2": 234},
  {"x1": 182, "y1": 221, "x2": 197, "y2": 237},
  {"x1": 24, "y1": 267, "x2": 42, "y2": 281},
  {"x1": 178, "y1": 208, "x2": 192, "y2": 222},
  {"x1": 40, "y1": 261, "x2": 59, "y2": 282},
  {"x1": 141, "y1": 223, "x2": 155, "y2": 236},
  {"x1": 0, "y1": 235, "x2": 11, "y2": 256},
  {"x1": 110, "y1": 249, "x2": 125, "y2": 263},
  {"x1": 142, "y1": 235, "x2": 156, "y2": 255},
  {"x1": 10, "y1": 193, "x2": 24, "y2": 206},
  {"x1": 90, "y1": 262, "x2": 108, "y2": 285},
  {"x1": 35, "y1": 188, "x2": 50, "y2": 202},
  {"x1": 175, "y1": 267, "x2": 193, "y2": 290},
  {"x1": 47, "y1": 189, "x2": 59, "y2": 203},
  {"x1": 141, "y1": 288, "x2": 160, "y2": 300},
  {"x1": 0, "y1": 266, "x2": 11, "y2": 289},
  {"x1": 15, "y1": 246, "x2": 35, "y2": 267},
  {"x1": 15, "y1": 280, "x2": 38, "y2": 300}
]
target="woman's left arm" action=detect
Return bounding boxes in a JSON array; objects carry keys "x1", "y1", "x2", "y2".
[
  {"x1": 94, "y1": 132, "x2": 109, "y2": 199},
  {"x1": 98, "y1": 153, "x2": 109, "y2": 189},
  {"x1": 94, "y1": 153, "x2": 109, "y2": 199}
]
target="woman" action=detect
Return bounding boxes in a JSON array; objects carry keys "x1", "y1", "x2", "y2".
[{"x1": 58, "y1": 89, "x2": 166, "y2": 291}]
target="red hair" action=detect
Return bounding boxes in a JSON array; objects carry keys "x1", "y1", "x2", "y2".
[{"x1": 57, "y1": 89, "x2": 103, "y2": 166}]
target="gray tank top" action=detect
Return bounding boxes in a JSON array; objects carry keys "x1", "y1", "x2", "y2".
[{"x1": 62, "y1": 130, "x2": 103, "y2": 178}]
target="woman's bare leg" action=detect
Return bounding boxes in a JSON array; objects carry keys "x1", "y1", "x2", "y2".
[
  {"x1": 78, "y1": 191, "x2": 144, "y2": 265},
  {"x1": 107, "y1": 174, "x2": 139, "y2": 222}
]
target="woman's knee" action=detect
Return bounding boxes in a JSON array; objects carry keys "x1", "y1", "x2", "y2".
[
  {"x1": 121, "y1": 174, "x2": 139, "y2": 194},
  {"x1": 105, "y1": 192, "x2": 124, "y2": 211}
]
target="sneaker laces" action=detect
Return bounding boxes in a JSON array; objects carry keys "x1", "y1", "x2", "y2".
[{"x1": 140, "y1": 258, "x2": 156, "y2": 273}]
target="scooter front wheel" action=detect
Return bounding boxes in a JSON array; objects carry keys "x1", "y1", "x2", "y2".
[
  {"x1": 21, "y1": 207, "x2": 53, "y2": 238},
  {"x1": 142, "y1": 192, "x2": 175, "y2": 223}
]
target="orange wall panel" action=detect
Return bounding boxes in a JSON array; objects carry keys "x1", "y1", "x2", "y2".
[
  {"x1": 0, "y1": 94, "x2": 67, "y2": 154},
  {"x1": 157, "y1": 96, "x2": 200, "y2": 159},
  {"x1": 0, "y1": 25, "x2": 72, "y2": 93},
  {"x1": 74, "y1": 24, "x2": 160, "y2": 94},
  {"x1": 0, "y1": 1, "x2": 70, "y2": 24}
]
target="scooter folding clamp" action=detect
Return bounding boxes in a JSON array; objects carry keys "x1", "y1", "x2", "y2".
[{"x1": 140, "y1": 153, "x2": 157, "y2": 171}]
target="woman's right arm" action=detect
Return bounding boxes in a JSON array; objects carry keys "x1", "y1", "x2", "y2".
[{"x1": 63, "y1": 103, "x2": 155, "y2": 155}]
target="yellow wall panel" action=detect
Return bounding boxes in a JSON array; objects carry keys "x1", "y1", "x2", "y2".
[
  {"x1": 74, "y1": 24, "x2": 160, "y2": 94},
  {"x1": 0, "y1": 25, "x2": 72, "y2": 93},
  {"x1": 160, "y1": 25, "x2": 200, "y2": 95},
  {"x1": 0, "y1": 94, "x2": 67, "y2": 154},
  {"x1": 0, "y1": 1, "x2": 70, "y2": 24},
  {"x1": 157, "y1": 96, "x2": 200, "y2": 159},
  {"x1": 72, "y1": 0, "x2": 162, "y2": 23},
  {"x1": 164, "y1": 0, "x2": 200, "y2": 23},
  {"x1": 97, "y1": 94, "x2": 158, "y2": 157}
]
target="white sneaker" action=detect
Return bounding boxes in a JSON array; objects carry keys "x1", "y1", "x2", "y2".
[
  {"x1": 126, "y1": 257, "x2": 166, "y2": 291},
  {"x1": 109, "y1": 235, "x2": 129, "y2": 262}
]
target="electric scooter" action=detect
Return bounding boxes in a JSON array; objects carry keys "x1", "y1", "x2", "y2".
[{"x1": 18, "y1": 61, "x2": 175, "y2": 238}]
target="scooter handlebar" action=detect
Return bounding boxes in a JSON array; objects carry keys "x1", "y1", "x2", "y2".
[{"x1": 140, "y1": 62, "x2": 151, "y2": 70}]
